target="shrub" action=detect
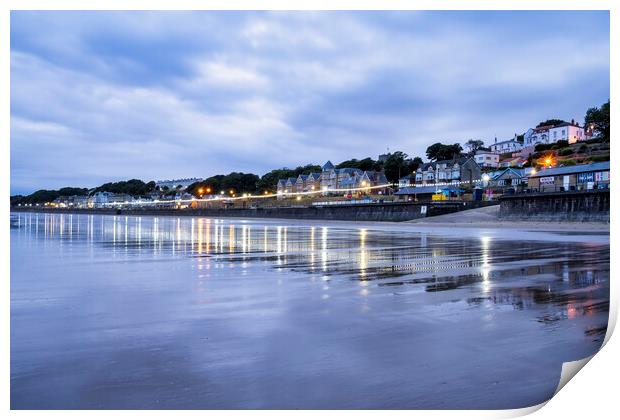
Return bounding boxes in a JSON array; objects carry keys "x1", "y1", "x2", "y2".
[
  {"x1": 558, "y1": 147, "x2": 573, "y2": 156},
  {"x1": 590, "y1": 154, "x2": 610, "y2": 162},
  {"x1": 578, "y1": 144, "x2": 589, "y2": 153},
  {"x1": 534, "y1": 144, "x2": 552, "y2": 152},
  {"x1": 551, "y1": 140, "x2": 569, "y2": 149},
  {"x1": 559, "y1": 159, "x2": 577, "y2": 166}
]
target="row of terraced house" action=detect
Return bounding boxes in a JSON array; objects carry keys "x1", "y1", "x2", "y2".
[{"x1": 276, "y1": 161, "x2": 389, "y2": 197}]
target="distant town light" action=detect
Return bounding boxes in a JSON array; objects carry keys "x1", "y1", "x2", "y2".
[
  {"x1": 482, "y1": 174, "x2": 490, "y2": 182},
  {"x1": 296, "y1": 196, "x2": 302, "y2": 201},
  {"x1": 220, "y1": 190, "x2": 225, "y2": 195},
  {"x1": 229, "y1": 189, "x2": 234, "y2": 195}
]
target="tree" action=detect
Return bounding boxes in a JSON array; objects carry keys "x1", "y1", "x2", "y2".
[
  {"x1": 383, "y1": 151, "x2": 410, "y2": 183},
  {"x1": 425, "y1": 143, "x2": 463, "y2": 161},
  {"x1": 10, "y1": 186, "x2": 90, "y2": 205},
  {"x1": 336, "y1": 157, "x2": 378, "y2": 172},
  {"x1": 256, "y1": 164, "x2": 321, "y2": 193},
  {"x1": 94, "y1": 179, "x2": 154, "y2": 196},
  {"x1": 537, "y1": 119, "x2": 566, "y2": 128},
  {"x1": 464, "y1": 139, "x2": 484, "y2": 155},
  {"x1": 585, "y1": 100, "x2": 610, "y2": 141},
  {"x1": 408, "y1": 156, "x2": 424, "y2": 173}
]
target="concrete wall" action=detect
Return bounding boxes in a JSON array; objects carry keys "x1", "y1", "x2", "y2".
[
  {"x1": 499, "y1": 190, "x2": 609, "y2": 222},
  {"x1": 12, "y1": 201, "x2": 496, "y2": 223}
]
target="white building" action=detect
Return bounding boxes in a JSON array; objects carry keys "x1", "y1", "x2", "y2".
[
  {"x1": 548, "y1": 122, "x2": 585, "y2": 144},
  {"x1": 490, "y1": 136, "x2": 523, "y2": 153},
  {"x1": 88, "y1": 192, "x2": 134, "y2": 208},
  {"x1": 474, "y1": 150, "x2": 500, "y2": 168},
  {"x1": 156, "y1": 178, "x2": 203, "y2": 191},
  {"x1": 524, "y1": 120, "x2": 585, "y2": 146}
]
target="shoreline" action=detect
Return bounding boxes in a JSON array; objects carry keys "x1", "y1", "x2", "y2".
[{"x1": 11, "y1": 206, "x2": 610, "y2": 243}]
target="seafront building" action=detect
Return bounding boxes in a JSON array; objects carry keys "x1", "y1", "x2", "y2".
[
  {"x1": 395, "y1": 157, "x2": 483, "y2": 201},
  {"x1": 88, "y1": 191, "x2": 134, "y2": 208},
  {"x1": 413, "y1": 157, "x2": 481, "y2": 186},
  {"x1": 155, "y1": 178, "x2": 203, "y2": 191},
  {"x1": 474, "y1": 150, "x2": 500, "y2": 168},
  {"x1": 527, "y1": 161, "x2": 610, "y2": 192},
  {"x1": 52, "y1": 195, "x2": 90, "y2": 208},
  {"x1": 276, "y1": 161, "x2": 389, "y2": 197},
  {"x1": 486, "y1": 168, "x2": 536, "y2": 189}
]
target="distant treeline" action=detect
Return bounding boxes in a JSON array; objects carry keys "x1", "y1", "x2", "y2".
[
  {"x1": 184, "y1": 152, "x2": 425, "y2": 197},
  {"x1": 11, "y1": 179, "x2": 156, "y2": 206},
  {"x1": 11, "y1": 151, "x2": 426, "y2": 205}
]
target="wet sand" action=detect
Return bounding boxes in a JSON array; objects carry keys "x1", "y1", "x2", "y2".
[{"x1": 10, "y1": 212, "x2": 609, "y2": 409}]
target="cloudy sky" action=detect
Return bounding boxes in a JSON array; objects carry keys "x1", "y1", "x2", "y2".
[{"x1": 10, "y1": 11, "x2": 609, "y2": 194}]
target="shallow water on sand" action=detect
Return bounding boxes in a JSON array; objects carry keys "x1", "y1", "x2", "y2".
[{"x1": 10, "y1": 212, "x2": 609, "y2": 409}]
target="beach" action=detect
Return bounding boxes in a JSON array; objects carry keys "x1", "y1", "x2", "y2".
[{"x1": 10, "y1": 212, "x2": 610, "y2": 409}]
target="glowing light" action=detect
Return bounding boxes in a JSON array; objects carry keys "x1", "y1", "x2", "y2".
[
  {"x1": 229, "y1": 189, "x2": 234, "y2": 195},
  {"x1": 296, "y1": 196, "x2": 302, "y2": 201},
  {"x1": 97, "y1": 182, "x2": 396, "y2": 208},
  {"x1": 482, "y1": 174, "x2": 490, "y2": 182},
  {"x1": 543, "y1": 156, "x2": 554, "y2": 167}
]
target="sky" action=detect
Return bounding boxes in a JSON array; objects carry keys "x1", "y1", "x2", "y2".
[{"x1": 10, "y1": 11, "x2": 610, "y2": 195}]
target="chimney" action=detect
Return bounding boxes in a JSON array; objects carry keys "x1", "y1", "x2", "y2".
[{"x1": 494, "y1": 136, "x2": 497, "y2": 144}]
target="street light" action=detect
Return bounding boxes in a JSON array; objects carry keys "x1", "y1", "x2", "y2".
[{"x1": 544, "y1": 156, "x2": 553, "y2": 167}]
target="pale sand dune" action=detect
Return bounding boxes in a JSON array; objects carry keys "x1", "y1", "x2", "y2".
[{"x1": 408, "y1": 204, "x2": 610, "y2": 231}]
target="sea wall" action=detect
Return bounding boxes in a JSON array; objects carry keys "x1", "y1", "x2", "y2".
[
  {"x1": 11, "y1": 201, "x2": 496, "y2": 222},
  {"x1": 498, "y1": 190, "x2": 610, "y2": 222}
]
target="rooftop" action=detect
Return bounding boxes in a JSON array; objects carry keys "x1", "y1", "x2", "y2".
[{"x1": 532, "y1": 161, "x2": 610, "y2": 178}]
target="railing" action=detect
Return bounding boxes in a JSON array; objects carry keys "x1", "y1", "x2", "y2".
[
  {"x1": 504, "y1": 183, "x2": 610, "y2": 195},
  {"x1": 312, "y1": 198, "x2": 374, "y2": 206}
]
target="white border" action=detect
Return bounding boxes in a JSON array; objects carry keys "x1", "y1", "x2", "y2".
[{"x1": 2, "y1": 2, "x2": 616, "y2": 419}]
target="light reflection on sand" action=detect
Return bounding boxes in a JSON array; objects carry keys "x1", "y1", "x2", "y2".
[{"x1": 10, "y1": 212, "x2": 610, "y2": 409}]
